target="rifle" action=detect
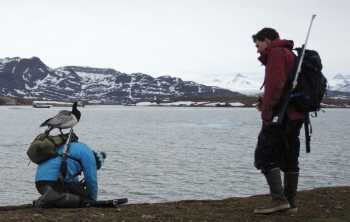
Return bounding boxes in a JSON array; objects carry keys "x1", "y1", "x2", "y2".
[
  {"x1": 57, "y1": 128, "x2": 74, "y2": 185},
  {"x1": 76, "y1": 179, "x2": 128, "y2": 207},
  {"x1": 90, "y1": 198, "x2": 128, "y2": 208},
  {"x1": 270, "y1": 14, "x2": 316, "y2": 125}
]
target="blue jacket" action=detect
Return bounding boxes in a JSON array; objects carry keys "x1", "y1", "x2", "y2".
[{"x1": 35, "y1": 142, "x2": 98, "y2": 199}]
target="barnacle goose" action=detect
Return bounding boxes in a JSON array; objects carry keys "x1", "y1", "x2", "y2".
[{"x1": 40, "y1": 101, "x2": 84, "y2": 134}]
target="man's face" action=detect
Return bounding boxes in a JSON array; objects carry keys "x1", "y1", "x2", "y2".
[{"x1": 255, "y1": 38, "x2": 270, "y2": 53}]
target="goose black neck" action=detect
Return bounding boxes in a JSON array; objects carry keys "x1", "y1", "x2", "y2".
[{"x1": 72, "y1": 102, "x2": 81, "y2": 121}]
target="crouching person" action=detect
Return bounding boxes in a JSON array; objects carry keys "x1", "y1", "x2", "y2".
[{"x1": 34, "y1": 142, "x2": 106, "y2": 208}]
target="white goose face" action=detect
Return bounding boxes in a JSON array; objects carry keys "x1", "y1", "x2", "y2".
[{"x1": 77, "y1": 101, "x2": 85, "y2": 108}]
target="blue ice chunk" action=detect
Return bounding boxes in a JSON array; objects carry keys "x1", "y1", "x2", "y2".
[
  {"x1": 0, "y1": 141, "x2": 12, "y2": 146},
  {"x1": 9, "y1": 107, "x2": 32, "y2": 110}
]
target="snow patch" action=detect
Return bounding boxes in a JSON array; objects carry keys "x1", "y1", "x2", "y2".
[{"x1": 207, "y1": 73, "x2": 261, "y2": 95}]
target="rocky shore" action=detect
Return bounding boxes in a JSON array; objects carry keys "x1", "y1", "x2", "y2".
[
  {"x1": 1, "y1": 186, "x2": 349, "y2": 222},
  {"x1": 0, "y1": 95, "x2": 33, "y2": 106}
]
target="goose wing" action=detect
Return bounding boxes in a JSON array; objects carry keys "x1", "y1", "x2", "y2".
[{"x1": 45, "y1": 110, "x2": 74, "y2": 126}]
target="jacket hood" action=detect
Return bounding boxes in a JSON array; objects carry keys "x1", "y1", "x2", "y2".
[
  {"x1": 258, "y1": 38, "x2": 294, "y2": 65},
  {"x1": 266, "y1": 38, "x2": 294, "y2": 52}
]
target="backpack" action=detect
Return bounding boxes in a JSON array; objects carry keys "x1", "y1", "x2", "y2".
[
  {"x1": 289, "y1": 48, "x2": 328, "y2": 115},
  {"x1": 27, "y1": 133, "x2": 79, "y2": 164},
  {"x1": 287, "y1": 48, "x2": 327, "y2": 153},
  {"x1": 268, "y1": 47, "x2": 327, "y2": 153}
]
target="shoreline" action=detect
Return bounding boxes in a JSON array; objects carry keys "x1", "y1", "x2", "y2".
[
  {"x1": 1, "y1": 94, "x2": 350, "y2": 108},
  {"x1": 2, "y1": 104, "x2": 350, "y2": 108},
  {"x1": 1, "y1": 186, "x2": 349, "y2": 221}
]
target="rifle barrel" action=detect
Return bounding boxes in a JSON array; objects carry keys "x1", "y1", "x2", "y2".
[
  {"x1": 62, "y1": 128, "x2": 73, "y2": 155},
  {"x1": 292, "y1": 14, "x2": 316, "y2": 90},
  {"x1": 94, "y1": 198, "x2": 128, "y2": 207}
]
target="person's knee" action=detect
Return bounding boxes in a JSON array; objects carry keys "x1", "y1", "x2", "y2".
[
  {"x1": 281, "y1": 167, "x2": 300, "y2": 174},
  {"x1": 280, "y1": 161, "x2": 299, "y2": 173},
  {"x1": 254, "y1": 161, "x2": 279, "y2": 174}
]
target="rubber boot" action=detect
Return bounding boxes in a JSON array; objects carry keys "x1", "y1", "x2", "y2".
[
  {"x1": 254, "y1": 168, "x2": 290, "y2": 214},
  {"x1": 284, "y1": 172, "x2": 299, "y2": 212},
  {"x1": 34, "y1": 185, "x2": 81, "y2": 208}
]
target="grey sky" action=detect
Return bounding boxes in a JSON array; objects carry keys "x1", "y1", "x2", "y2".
[{"x1": 1, "y1": 0, "x2": 348, "y2": 84}]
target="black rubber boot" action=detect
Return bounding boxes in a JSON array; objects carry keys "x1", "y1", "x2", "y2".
[
  {"x1": 254, "y1": 168, "x2": 290, "y2": 214},
  {"x1": 34, "y1": 185, "x2": 81, "y2": 208},
  {"x1": 284, "y1": 172, "x2": 299, "y2": 212}
]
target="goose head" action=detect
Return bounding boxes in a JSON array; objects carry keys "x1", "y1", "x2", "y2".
[{"x1": 77, "y1": 101, "x2": 85, "y2": 108}]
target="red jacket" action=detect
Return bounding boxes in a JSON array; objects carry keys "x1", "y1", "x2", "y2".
[{"x1": 258, "y1": 38, "x2": 305, "y2": 121}]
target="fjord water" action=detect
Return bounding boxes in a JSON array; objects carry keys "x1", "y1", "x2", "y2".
[{"x1": 0, "y1": 105, "x2": 349, "y2": 206}]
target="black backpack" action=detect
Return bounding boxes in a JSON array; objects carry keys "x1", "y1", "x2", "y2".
[
  {"x1": 289, "y1": 48, "x2": 327, "y2": 115},
  {"x1": 287, "y1": 48, "x2": 327, "y2": 153},
  {"x1": 269, "y1": 47, "x2": 327, "y2": 153}
]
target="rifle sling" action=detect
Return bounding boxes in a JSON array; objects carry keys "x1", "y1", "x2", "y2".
[
  {"x1": 304, "y1": 116, "x2": 311, "y2": 153},
  {"x1": 57, "y1": 130, "x2": 84, "y2": 186},
  {"x1": 58, "y1": 154, "x2": 84, "y2": 185}
]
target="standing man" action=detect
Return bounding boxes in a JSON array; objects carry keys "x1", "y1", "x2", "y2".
[{"x1": 252, "y1": 28, "x2": 305, "y2": 214}]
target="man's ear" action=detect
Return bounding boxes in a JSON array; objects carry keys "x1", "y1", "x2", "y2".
[{"x1": 265, "y1": 38, "x2": 271, "y2": 44}]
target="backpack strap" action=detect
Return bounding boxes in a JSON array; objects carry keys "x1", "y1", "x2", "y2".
[
  {"x1": 57, "y1": 130, "x2": 84, "y2": 185},
  {"x1": 57, "y1": 129, "x2": 74, "y2": 186},
  {"x1": 63, "y1": 156, "x2": 84, "y2": 181},
  {"x1": 47, "y1": 134, "x2": 62, "y2": 147},
  {"x1": 260, "y1": 79, "x2": 265, "y2": 90},
  {"x1": 304, "y1": 114, "x2": 311, "y2": 153}
]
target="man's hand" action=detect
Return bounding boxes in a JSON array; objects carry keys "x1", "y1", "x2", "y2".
[
  {"x1": 256, "y1": 95, "x2": 263, "y2": 111},
  {"x1": 257, "y1": 95, "x2": 270, "y2": 125},
  {"x1": 263, "y1": 120, "x2": 271, "y2": 125}
]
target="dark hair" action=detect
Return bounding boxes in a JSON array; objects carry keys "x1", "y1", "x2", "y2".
[{"x1": 252, "y1": 28, "x2": 279, "y2": 42}]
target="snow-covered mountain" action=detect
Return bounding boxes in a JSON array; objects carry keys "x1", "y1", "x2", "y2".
[
  {"x1": 1, "y1": 56, "x2": 348, "y2": 103},
  {"x1": 208, "y1": 72, "x2": 350, "y2": 95},
  {"x1": 0, "y1": 57, "x2": 243, "y2": 104},
  {"x1": 327, "y1": 73, "x2": 350, "y2": 92},
  {"x1": 207, "y1": 73, "x2": 262, "y2": 95}
]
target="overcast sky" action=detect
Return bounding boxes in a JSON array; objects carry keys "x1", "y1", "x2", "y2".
[{"x1": 1, "y1": 0, "x2": 348, "y2": 84}]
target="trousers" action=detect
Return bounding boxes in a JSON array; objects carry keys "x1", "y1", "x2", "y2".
[
  {"x1": 254, "y1": 119, "x2": 304, "y2": 174},
  {"x1": 36, "y1": 180, "x2": 94, "y2": 201}
]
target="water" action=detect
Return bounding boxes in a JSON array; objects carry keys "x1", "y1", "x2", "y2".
[{"x1": 0, "y1": 105, "x2": 349, "y2": 206}]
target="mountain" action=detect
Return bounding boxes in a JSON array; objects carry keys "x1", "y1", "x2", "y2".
[
  {"x1": 208, "y1": 73, "x2": 350, "y2": 96},
  {"x1": 206, "y1": 73, "x2": 262, "y2": 95},
  {"x1": 0, "y1": 57, "x2": 244, "y2": 104},
  {"x1": 327, "y1": 73, "x2": 350, "y2": 92}
]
